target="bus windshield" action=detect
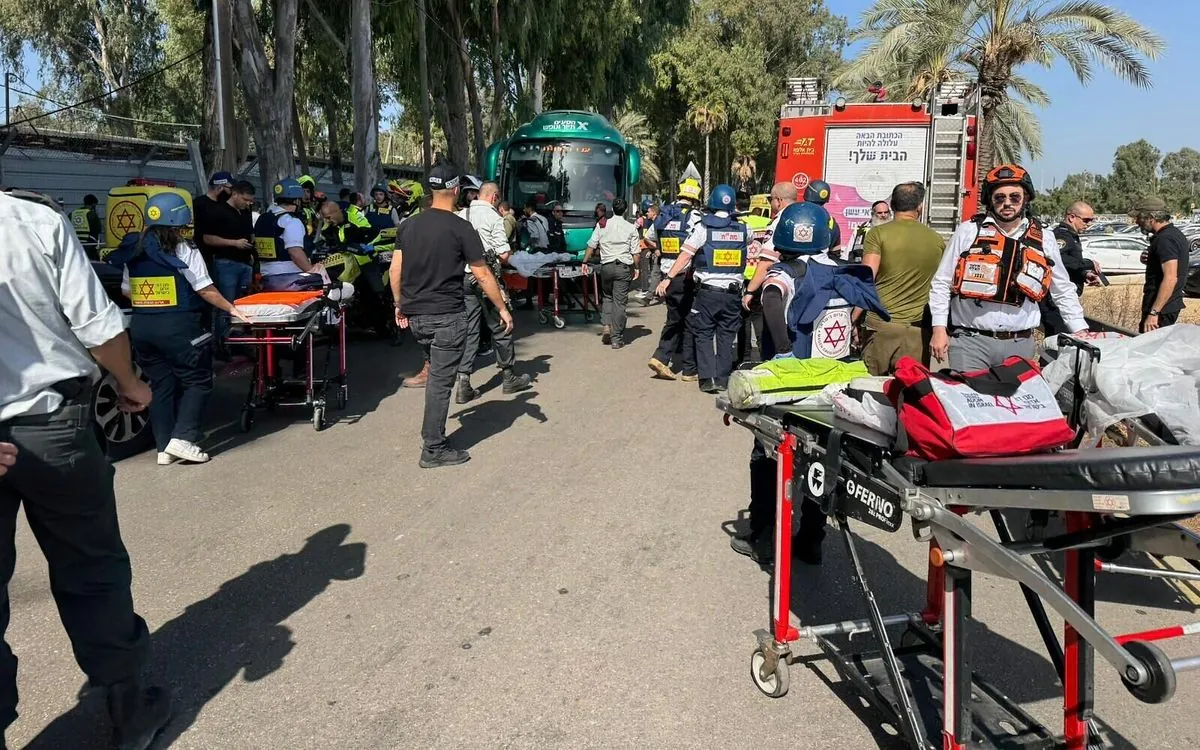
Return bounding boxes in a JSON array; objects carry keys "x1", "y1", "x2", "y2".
[{"x1": 504, "y1": 139, "x2": 624, "y2": 215}]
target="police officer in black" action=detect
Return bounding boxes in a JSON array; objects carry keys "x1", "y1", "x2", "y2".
[
  {"x1": 1, "y1": 188, "x2": 170, "y2": 749},
  {"x1": 1041, "y1": 201, "x2": 1101, "y2": 334},
  {"x1": 1131, "y1": 195, "x2": 1190, "y2": 332},
  {"x1": 108, "y1": 193, "x2": 248, "y2": 466}
]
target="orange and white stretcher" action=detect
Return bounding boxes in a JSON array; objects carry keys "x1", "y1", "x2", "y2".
[
  {"x1": 717, "y1": 337, "x2": 1200, "y2": 750},
  {"x1": 224, "y1": 287, "x2": 349, "y2": 432}
]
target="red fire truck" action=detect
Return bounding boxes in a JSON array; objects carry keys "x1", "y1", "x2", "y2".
[{"x1": 773, "y1": 78, "x2": 980, "y2": 244}]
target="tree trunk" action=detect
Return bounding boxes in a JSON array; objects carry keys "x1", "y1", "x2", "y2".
[
  {"x1": 667, "y1": 126, "x2": 676, "y2": 187},
  {"x1": 489, "y1": 0, "x2": 504, "y2": 140},
  {"x1": 324, "y1": 94, "x2": 343, "y2": 185},
  {"x1": 200, "y1": 7, "x2": 218, "y2": 171},
  {"x1": 231, "y1": 0, "x2": 299, "y2": 194},
  {"x1": 292, "y1": 96, "x2": 310, "y2": 177},
  {"x1": 417, "y1": 0, "x2": 433, "y2": 173},
  {"x1": 445, "y1": 0, "x2": 485, "y2": 171},
  {"x1": 351, "y1": 0, "x2": 382, "y2": 192},
  {"x1": 975, "y1": 77, "x2": 1005, "y2": 193},
  {"x1": 441, "y1": 35, "x2": 471, "y2": 170},
  {"x1": 532, "y1": 61, "x2": 544, "y2": 115},
  {"x1": 703, "y1": 132, "x2": 710, "y2": 199}
]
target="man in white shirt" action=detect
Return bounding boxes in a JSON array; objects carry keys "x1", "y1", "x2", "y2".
[
  {"x1": 582, "y1": 197, "x2": 641, "y2": 349},
  {"x1": 521, "y1": 199, "x2": 550, "y2": 251},
  {"x1": 454, "y1": 182, "x2": 533, "y2": 402},
  {"x1": 0, "y1": 189, "x2": 170, "y2": 748},
  {"x1": 253, "y1": 178, "x2": 323, "y2": 291},
  {"x1": 929, "y1": 164, "x2": 1087, "y2": 371}
]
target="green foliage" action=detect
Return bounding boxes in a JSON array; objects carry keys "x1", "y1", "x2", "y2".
[{"x1": 1040, "y1": 141, "x2": 1200, "y2": 217}]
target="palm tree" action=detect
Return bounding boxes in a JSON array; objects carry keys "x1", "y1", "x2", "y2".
[
  {"x1": 837, "y1": 0, "x2": 1163, "y2": 182},
  {"x1": 731, "y1": 155, "x2": 757, "y2": 194},
  {"x1": 612, "y1": 108, "x2": 663, "y2": 196},
  {"x1": 688, "y1": 102, "x2": 727, "y2": 198}
]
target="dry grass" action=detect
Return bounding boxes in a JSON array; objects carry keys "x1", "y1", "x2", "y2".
[{"x1": 1080, "y1": 278, "x2": 1200, "y2": 331}]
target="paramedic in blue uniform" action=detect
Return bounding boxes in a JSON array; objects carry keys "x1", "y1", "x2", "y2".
[
  {"x1": 255, "y1": 178, "x2": 325, "y2": 291},
  {"x1": 646, "y1": 178, "x2": 703, "y2": 380},
  {"x1": 1, "y1": 188, "x2": 170, "y2": 750},
  {"x1": 929, "y1": 164, "x2": 1087, "y2": 371},
  {"x1": 108, "y1": 193, "x2": 249, "y2": 465},
  {"x1": 732, "y1": 201, "x2": 890, "y2": 565},
  {"x1": 656, "y1": 184, "x2": 749, "y2": 393}
]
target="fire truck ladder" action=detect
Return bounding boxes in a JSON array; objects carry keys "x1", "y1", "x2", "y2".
[{"x1": 924, "y1": 81, "x2": 976, "y2": 239}]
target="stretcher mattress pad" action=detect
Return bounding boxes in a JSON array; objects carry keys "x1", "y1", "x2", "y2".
[
  {"x1": 234, "y1": 291, "x2": 325, "y2": 324},
  {"x1": 916, "y1": 445, "x2": 1200, "y2": 493}
]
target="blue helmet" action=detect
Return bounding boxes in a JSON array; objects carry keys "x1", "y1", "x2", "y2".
[
  {"x1": 772, "y1": 202, "x2": 834, "y2": 256},
  {"x1": 707, "y1": 183, "x2": 737, "y2": 212},
  {"x1": 143, "y1": 193, "x2": 192, "y2": 228},
  {"x1": 804, "y1": 180, "x2": 832, "y2": 205},
  {"x1": 274, "y1": 178, "x2": 305, "y2": 201}
]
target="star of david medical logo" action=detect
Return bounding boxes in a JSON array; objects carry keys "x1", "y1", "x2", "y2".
[
  {"x1": 135, "y1": 280, "x2": 156, "y2": 301},
  {"x1": 993, "y1": 396, "x2": 1019, "y2": 415},
  {"x1": 822, "y1": 319, "x2": 848, "y2": 348},
  {"x1": 109, "y1": 200, "x2": 142, "y2": 236}
]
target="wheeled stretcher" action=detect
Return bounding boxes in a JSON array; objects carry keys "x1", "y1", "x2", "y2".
[
  {"x1": 225, "y1": 288, "x2": 349, "y2": 432},
  {"x1": 530, "y1": 262, "x2": 602, "y2": 328},
  {"x1": 718, "y1": 382, "x2": 1200, "y2": 749}
]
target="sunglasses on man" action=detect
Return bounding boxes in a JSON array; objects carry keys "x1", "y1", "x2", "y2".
[
  {"x1": 1068, "y1": 212, "x2": 1096, "y2": 224},
  {"x1": 991, "y1": 192, "x2": 1025, "y2": 205}
]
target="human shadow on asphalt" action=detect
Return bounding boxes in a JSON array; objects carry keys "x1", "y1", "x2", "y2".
[
  {"x1": 205, "y1": 338, "x2": 413, "y2": 455},
  {"x1": 475, "y1": 354, "x2": 553, "y2": 395},
  {"x1": 23, "y1": 524, "x2": 367, "y2": 750},
  {"x1": 446, "y1": 392, "x2": 548, "y2": 450}
]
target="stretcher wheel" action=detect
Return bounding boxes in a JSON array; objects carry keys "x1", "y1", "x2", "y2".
[
  {"x1": 313, "y1": 405, "x2": 325, "y2": 432},
  {"x1": 1122, "y1": 640, "x2": 1176, "y2": 704},
  {"x1": 553, "y1": 315, "x2": 566, "y2": 329},
  {"x1": 750, "y1": 649, "x2": 789, "y2": 698},
  {"x1": 537, "y1": 311, "x2": 550, "y2": 325},
  {"x1": 336, "y1": 385, "x2": 348, "y2": 410},
  {"x1": 584, "y1": 312, "x2": 594, "y2": 322},
  {"x1": 238, "y1": 408, "x2": 254, "y2": 433}
]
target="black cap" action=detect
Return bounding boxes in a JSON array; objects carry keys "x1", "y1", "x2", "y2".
[{"x1": 427, "y1": 164, "x2": 462, "y2": 191}]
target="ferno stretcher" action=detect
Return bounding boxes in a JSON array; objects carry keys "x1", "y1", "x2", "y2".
[
  {"x1": 717, "y1": 342, "x2": 1200, "y2": 750},
  {"x1": 531, "y1": 262, "x2": 601, "y2": 328},
  {"x1": 225, "y1": 288, "x2": 349, "y2": 432}
]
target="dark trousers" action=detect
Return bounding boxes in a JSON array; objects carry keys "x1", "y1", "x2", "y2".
[
  {"x1": 0, "y1": 399, "x2": 149, "y2": 730},
  {"x1": 736, "y1": 306, "x2": 764, "y2": 365},
  {"x1": 652, "y1": 274, "x2": 697, "y2": 374},
  {"x1": 749, "y1": 439, "x2": 828, "y2": 543},
  {"x1": 130, "y1": 312, "x2": 213, "y2": 452},
  {"x1": 408, "y1": 311, "x2": 468, "y2": 452},
  {"x1": 1139, "y1": 309, "x2": 1179, "y2": 333},
  {"x1": 459, "y1": 277, "x2": 515, "y2": 376},
  {"x1": 690, "y1": 285, "x2": 742, "y2": 383},
  {"x1": 600, "y1": 262, "x2": 634, "y2": 342}
]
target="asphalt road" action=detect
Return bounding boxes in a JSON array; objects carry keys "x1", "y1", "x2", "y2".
[{"x1": 5, "y1": 304, "x2": 1199, "y2": 749}]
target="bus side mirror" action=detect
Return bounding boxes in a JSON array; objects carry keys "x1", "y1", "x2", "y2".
[
  {"x1": 483, "y1": 141, "x2": 505, "y2": 182},
  {"x1": 627, "y1": 145, "x2": 642, "y2": 187}
]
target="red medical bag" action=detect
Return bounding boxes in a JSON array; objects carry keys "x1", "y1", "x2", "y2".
[{"x1": 887, "y1": 356, "x2": 1075, "y2": 461}]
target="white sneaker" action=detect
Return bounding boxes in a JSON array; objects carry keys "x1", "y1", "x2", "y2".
[
  {"x1": 157, "y1": 452, "x2": 177, "y2": 466},
  {"x1": 164, "y1": 438, "x2": 210, "y2": 464}
]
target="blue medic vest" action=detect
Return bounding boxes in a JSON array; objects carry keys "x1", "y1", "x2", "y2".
[
  {"x1": 694, "y1": 213, "x2": 749, "y2": 278},
  {"x1": 653, "y1": 202, "x2": 694, "y2": 258},
  {"x1": 107, "y1": 232, "x2": 204, "y2": 314},
  {"x1": 253, "y1": 210, "x2": 288, "y2": 262},
  {"x1": 364, "y1": 203, "x2": 395, "y2": 232}
]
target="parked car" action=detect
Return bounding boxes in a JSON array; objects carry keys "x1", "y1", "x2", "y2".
[
  {"x1": 90, "y1": 260, "x2": 155, "y2": 460},
  {"x1": 1080, "y1": 234, "x2": 1149, "y2": 275},
  {"x1": 1185, "y1": 247, "x2": 1200, "y2": 298}
]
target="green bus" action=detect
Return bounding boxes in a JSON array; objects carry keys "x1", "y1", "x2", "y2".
[{"x1": 483, "y1": 110, "x2": 641, "y2": 256}]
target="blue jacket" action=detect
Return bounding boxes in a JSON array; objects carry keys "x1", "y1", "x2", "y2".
[{"x1": 775, "y1": 261, "x2": 890, "y2": 359}]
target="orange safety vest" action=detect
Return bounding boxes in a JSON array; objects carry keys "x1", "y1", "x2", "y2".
[{"x1": 951, "y1": 217, "x2": 1053, "y2": 307}]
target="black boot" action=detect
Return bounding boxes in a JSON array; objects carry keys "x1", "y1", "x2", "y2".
[
  {"x1": 699, "y1": 379, "x2": 720, "y2": 394},
  {"x1": 107, "y1": 680, "x2": 171, "y2": 750},
  {"x1": 730, "y1": 532, "x2": 774, "y2": 564},
  {"x1": 501, "y1": 368, "x2": 532, "y2": 394},
  {"x1": 454, "y1": 376, "x2": 479, "y2": 405}
]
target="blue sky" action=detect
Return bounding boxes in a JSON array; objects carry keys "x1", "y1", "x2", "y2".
[
  {"x1": 831, "y1": 0, "x2": 1198, "y2": 190},
  {"x1": 10, "y1": 0, "x2": 1192, "y2": 188}
]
